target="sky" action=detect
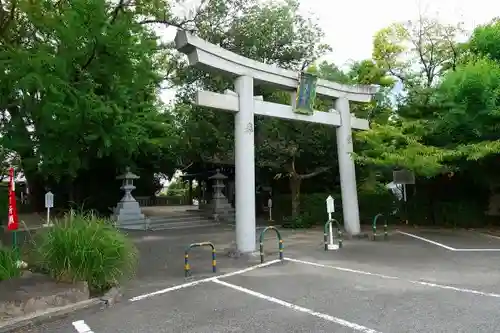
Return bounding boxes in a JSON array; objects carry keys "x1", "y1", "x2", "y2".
[
  {"x1": 299, "y1": 0, "x2": 499, "y2": 67},
  {"x1": 159, "y1": 0, "x2": 500, "y2": 102}
]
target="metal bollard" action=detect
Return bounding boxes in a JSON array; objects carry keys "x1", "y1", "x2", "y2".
[
  {"x1": 259, "y1": 226, "x2": 284, "y2": 264},
  {"x1": 372, "y1": 213, "x2": 388, "y2": 241},
  {"x1": 324, "y1": 219, "x2": 343, "y2": 250},
  {"x1": 184, "y1": 242, "x2": 217, "y2": 278}
]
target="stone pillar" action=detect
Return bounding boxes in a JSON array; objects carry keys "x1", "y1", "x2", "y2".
[
  {"x1": 335, "y1": 97, "x2": 361, "y2": 235},
  {"x1": 234, "y1": 75, "x2": 256, "y2": 253}
]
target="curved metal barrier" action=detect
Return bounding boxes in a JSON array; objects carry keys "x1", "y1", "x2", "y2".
[
  {"x1": 184, "y1": 242, "x2": 216, "y2": 277},
  {"x1": 372, "y1": 213, "x2": 388, "y2": 241},
  {"x1": 323, "y1": 219, "x2": 343, "y2": 250},
  {"x1": 259, "y1": 226, "x2": 284, "y2": 264}
]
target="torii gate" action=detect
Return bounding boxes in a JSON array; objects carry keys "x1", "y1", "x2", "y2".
[{"x1": 175, "y1": 30, "x2": 378, "y2": 254}]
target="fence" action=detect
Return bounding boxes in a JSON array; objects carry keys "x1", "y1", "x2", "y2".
[{"x1": 136, "y1": 196, "x2": 190, "y2": 207}]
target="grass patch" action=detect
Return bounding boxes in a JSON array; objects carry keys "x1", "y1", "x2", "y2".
[
  {"x1": 0, "y1": 247, "x2": 20, "y2": 281},
  {"x1": 30, "y1": 211, "x2": 138, "y2": 294}
]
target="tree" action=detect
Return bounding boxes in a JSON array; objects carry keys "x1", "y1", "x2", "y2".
[
  {"x1": 166, "y1": 179, "x2": 188, "y2": 197},
  {"x1": 165, "y1": 0, "x2": 335, "y2": 218},
  {"x1": 354, "y1": 16, "x2": 464, "y2": 174},
  {"x1": 169, "y1": 1, "x2": 330, "y2": 160},
  {"x1": 0, "y1": 0, "x2": 180, "y2": 208},
  {"x1": 353, "y1": 16, "x2": 500, "y2": 227},
  {"x1": 256, "y1": 60, "x2": 396, "y2": 218},
  {"x1": 372, "y1": 17, "x2": 464, "y2": 89}
]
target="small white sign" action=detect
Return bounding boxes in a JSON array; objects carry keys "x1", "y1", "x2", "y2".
[
  {"x1": 45, "y1": 191, "x2": 54, "y2": 208},
  {"x1": 267, "y1": 198, "x2": 273, "y2": 208},
  {"x1": 326, "y1": 195, "x2": 335, "y2": 214}
]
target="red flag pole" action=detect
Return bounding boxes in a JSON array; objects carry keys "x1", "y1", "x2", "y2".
[{"x1": 7, "y1": 167, "x2": 19, "y2": 251}]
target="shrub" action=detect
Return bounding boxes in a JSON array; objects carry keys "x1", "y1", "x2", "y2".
[
  {"x1": 0, "y1": 247, "x2": 20, "y2": 281},
  {"x1": 277, "y1": 193, "x2": 340, "y2": 228},
  {"x1": 282, "y1": 214, "x2": 311, "y2": 229},
  {"x1": 30, "y1": 212, "x2": 138, "y2": 294},
  {"x1": 0, "y1": 184, "x2": 8, "y2": 226},
  {"x1": 275, "y1": 189, "x2": 397, "y2": 229}
]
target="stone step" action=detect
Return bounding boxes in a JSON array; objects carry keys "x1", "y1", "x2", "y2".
[
  {"x1": 148, "y1": 219, "x2": 220, "y2": 231},
  {"x1": 144, "y1": 210, "x2": 205, "y2": 218},
  {"x1": 148, "y1": 215, "x2": 210, "y2": 223},
  {"x1": 147, "y1": 211, "x2": 220, "y2": 231},
  {"x1": 116, "y1": 219, "x2": 148, "y2": 230}
]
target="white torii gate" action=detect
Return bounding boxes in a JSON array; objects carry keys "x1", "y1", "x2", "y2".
[{"x1": 175, "y1": 30, "x2": 378, "y2": 253}]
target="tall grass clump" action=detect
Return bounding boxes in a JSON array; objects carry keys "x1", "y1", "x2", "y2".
[
  {"x1": 31, "y1": 211, "x2": 138, "y2": 293},
  {"x1": 0, "y1": 246, "x2": 20, "y2": 281}
]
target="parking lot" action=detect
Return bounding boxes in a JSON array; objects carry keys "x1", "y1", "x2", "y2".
[{"x1": 17, "y1": 227, "x2": 500, "y2": 333}]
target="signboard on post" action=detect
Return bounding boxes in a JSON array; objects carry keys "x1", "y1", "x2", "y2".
[
  {"x1": 44, "y1": 191, "x2": 54, "y2": 227},
  {"x1": 392, "y1": 169, "x2": 415, "y2": 202},
  {"x1": 294, "y1": 72, "x2": 318, "y2": 115},
  {"x1": 392, "y1": 170, "x2": 415, "y2": 185},
  {"x1": 325, "y1": 195, "x2": 338, "y2": 250},
  {"x1": 45, "y1": 191, "x2": 54, "y2": 209},
  {"x1": 392, "y1": 169, "x2": 414, "y2": 225},
  {"x1": 326, "y1": 195, "x2": 335, "y2": 215},
  {"x1": 267, "y1": 198, "x2": 273, "y2": 222}
]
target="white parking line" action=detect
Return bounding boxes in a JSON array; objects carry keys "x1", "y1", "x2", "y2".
[
  {"x1": 72, "y1": 320, "x2": 94, "y2": 333},
  {"x1": 285, "y1": 257, "x2": 398, "y2": 279},
  {"x1": 286, "y1": 257, "x2": 500, "y2": 299},
  {"x1": 396, "y1": 231, "x2": 457, "y2": 250},
  {"x1": 129, "y1": 259, "x2": 282, "y2": 302},
  {"x1": 477, "y1": 232, "x2": 500, "y2": 241},
  {"x1": 212, "y1": 278, "x2": 381, "y2": 333},
  {"x1": 453, "y1": 248, "x2": 500, "y2": 252},
  {"x1": 398, "y1": 231, "x2": 500, "y2": 252}
]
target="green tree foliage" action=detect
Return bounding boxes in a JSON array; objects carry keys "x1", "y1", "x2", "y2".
[
  {"x1": 256, "y1": 60, "x2": 392, "y2": 218},
  {"x1": 169, "y1": 0, "x2": 331, "y2": 168},
  {"x1": 372, "y1": 18, "x2": 463, "y2": 88},
  {"x1": 356, "y1": 16, "x2": 500, "y2": 177},
  {"x1": 0, "y1": 0, "x2": 182, "y2": 210},
  {"x1": 166, "y1": 179, "x2": 188, "y2": 197},
  {"x1": 168, "y1": 0, "x2": 339, "y2": 218},
  {"x1": 354, "y1": 16, "x2": 500, "y2": 226},
  {"x1": 169, "y1": 0, "x2": 395, "y2": 218}
]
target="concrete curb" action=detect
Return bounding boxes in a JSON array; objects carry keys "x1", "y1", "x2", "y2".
[{"x1": 0, "y1": 287, "x2": 122, "y2": 332}]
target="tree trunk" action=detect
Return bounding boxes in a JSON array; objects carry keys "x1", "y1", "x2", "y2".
[
  {"x1": 23, "y1": 169, "x2": 45, "y2": 212},
  {"x1": 290, "y1": 176, "x2": 301, "y2": 219}
]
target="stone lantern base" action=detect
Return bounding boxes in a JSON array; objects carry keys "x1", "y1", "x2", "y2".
[{"x1": 113, "y1": 198, "x2": 148, "y2": 230}]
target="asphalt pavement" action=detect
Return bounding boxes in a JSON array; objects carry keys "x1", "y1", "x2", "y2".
[{"x1": 10, "y1": 227, "x2": 500, "y2": 333}]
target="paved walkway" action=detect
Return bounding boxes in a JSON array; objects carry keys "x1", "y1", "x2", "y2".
[{"x1": 13, "y1": 227, "x2": 500, "y2": 332}]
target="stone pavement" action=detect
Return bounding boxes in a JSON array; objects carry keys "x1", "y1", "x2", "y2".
[{"x1": 8, "y1": 227, "x2": 500, "y2": 332}]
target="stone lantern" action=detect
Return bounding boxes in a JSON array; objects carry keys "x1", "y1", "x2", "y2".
[
  {"x1": 113, "y1": 167, "x2": 147, "y2": 229},
  {"x1": 208, "y1": 169, "x2": 234, "y2": 222}
]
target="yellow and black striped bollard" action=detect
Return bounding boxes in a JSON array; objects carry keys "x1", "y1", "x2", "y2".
[
  {"x1": 184, "y1": 242, "x2": 217, "y2": 278},
  {"x1": 184, "y1": 250, "x2": 191, "y2": 277}
]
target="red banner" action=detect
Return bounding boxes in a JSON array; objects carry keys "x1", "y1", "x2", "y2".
[{"x1": 7, "y1": 167, "x2": 18, "y2": 231}]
